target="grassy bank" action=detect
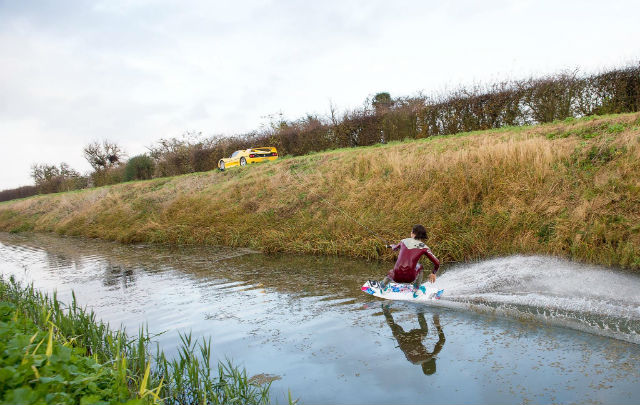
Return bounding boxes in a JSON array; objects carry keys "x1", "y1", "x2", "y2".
[
  {"x1": 0, "y1": 277, "x2": 274, "y2": 404},
  {"x1": 1, "y1": 113, "x2": 640, "y2": 269}
]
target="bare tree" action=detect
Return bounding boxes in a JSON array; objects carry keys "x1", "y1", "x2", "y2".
[
  {"x1": 30, "y1": 163, "x2": 60, "y2": 186},
  {"x1": 30, "y1": 162, "x2": 85, "y2": 193},
  {"x1": 83, "y1": 140, "x2": 125, "y2": 171}
]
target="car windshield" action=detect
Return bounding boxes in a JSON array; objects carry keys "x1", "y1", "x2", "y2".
[{"x1": 231, "y1": 151, "x2": 241, "y2": 158}]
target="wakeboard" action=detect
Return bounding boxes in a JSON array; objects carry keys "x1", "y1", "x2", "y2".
[{"x1": 361, "y1": 280, "x2": 444, "y2": 301}]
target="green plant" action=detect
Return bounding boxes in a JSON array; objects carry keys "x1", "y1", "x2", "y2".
[
  {"x1": 537, "y1": 222, "x2": 556, "y2": 243},
  {"x1": 579, "y1": 132, "x2": 599, "y2": 140},
  {"x1": 0, "y1": 277, "x2": 277, "y2": 405},
  {"x1": 607, "y1": 123, "x2": 626, "y2": 133},
  {"x1": 0, "y1": 302, "x2": 137, "y2": 404},
  {"x1": 125, "y1": 155, "x2": 156, "y2": 182}
]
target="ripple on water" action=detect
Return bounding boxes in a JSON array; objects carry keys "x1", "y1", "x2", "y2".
[{"x1": 1, "y1": 233, "x2": 640, "y2": 404}]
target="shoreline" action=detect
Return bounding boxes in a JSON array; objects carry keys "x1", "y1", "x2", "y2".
[{"x1": 1, "y1": 112, "x2": 639, "y2": 270}]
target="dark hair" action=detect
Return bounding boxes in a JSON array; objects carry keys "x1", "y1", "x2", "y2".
[
  {"x1": 421, "y1": 358, "x2": 436, "y2": 375},
  {"x1": 412, "y1": 224, "x2": 427, "y2": 240}
]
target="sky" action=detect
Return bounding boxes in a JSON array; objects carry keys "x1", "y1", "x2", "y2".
[{"x1": 1, "y1": 0, "x2": 639, "y2": 189}]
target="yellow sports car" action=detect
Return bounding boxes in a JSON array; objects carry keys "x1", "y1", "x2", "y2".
[{"x1": 218, "y1": 147, "x2": 279, "y2": 171}]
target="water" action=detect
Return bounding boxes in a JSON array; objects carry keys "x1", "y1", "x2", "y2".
[
  {"x1": 438, "y1": 256, "x2": 640, "y2": 343},
  {"x1": 1, "y1": 232, "x2": 639, "y2": 404}
]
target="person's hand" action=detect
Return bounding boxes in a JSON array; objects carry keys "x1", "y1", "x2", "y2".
[
  {"x1": 429, "y1": 273, "x2": 436, "y2": 283},
  {"x1": 385, "y1": 244, "x2": 393, "y2": 249}
]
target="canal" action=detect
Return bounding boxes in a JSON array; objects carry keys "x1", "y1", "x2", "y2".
[{"x1": 1, "y1": 232, "x2": 639, "y2": 404}]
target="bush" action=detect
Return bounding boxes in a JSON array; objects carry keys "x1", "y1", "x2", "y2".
[
  {"x1": 145, "y1": 63, "x2": 640, "y2": 178},
  {"x1": 91, "y1": 165, "x2": 126, "y2": 187},
  {"x1": 124, "y1": 155, "x2": 155, "y2": 181},
  {"x1": 29, "y1": 162, "x2": 88, "y2": 195},
  {"x1": 0, "y1": 185, "x2": 39, "y2": 202}
]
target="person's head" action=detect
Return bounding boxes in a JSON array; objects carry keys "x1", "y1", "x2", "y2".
[
  {"x1": 421, "y1": 358, "x2": 436, "y2": 375},
  {"x1": 411, "y1": 224, "x2": 427, "y2": 240}
]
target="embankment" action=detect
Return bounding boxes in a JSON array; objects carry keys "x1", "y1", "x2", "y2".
[{"x1": 1, "y1": 113, "x2": 639, "y2": 269}]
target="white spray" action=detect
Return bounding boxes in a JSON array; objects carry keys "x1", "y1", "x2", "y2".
[{"x1": 432, "y1": 255, "x2": 640, "y2": 344}]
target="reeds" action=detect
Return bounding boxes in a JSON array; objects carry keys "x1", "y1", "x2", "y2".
[{"x1": 0, "y1": 276, "x2": 275, "y2": 404}]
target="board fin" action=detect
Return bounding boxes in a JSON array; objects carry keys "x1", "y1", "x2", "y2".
[{"x1": 429, "y1": 289, "x2": 444, "y2": 300}]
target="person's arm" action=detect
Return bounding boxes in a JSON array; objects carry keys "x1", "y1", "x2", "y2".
[
  {"x1": 386, "y1": 242, "x2": 401, "y2": 251},
  {"x1": 383, "y1": 306, "x2": 404, "y2": 336},
  {"x1": 432, "y1": 315, "x2": 446, "y2": 355},
  {"x1": 424, "y1": 248, "x2": 439, "y2": 282},
  {"x1": 425, "y1": 249, "x2": 439, "y2": 274},
  {"x1": 417, "y1": 313, "x2": 429, "y2": 332}
]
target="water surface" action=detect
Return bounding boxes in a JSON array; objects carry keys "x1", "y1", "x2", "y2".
[{"x1": 1, "y1": 233, "x2": 639, "y2": 404}]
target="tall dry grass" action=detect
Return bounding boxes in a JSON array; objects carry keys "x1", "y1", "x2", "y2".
[{"x1": 1, "y1": 113, "x2": 639, "y2": 269}]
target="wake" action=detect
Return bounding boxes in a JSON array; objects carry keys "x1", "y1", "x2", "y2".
[{"x1": 432, "y1": 256, "x2": 640, "y2": 344}]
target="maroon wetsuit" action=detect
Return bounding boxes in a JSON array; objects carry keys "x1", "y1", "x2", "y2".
[{"x1": 388, "y1": 238, "x2": 440, "y2": 283}]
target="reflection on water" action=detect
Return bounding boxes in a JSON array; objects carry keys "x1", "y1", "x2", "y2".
[
  {"x1": 382, "y1": 305, "x2": 445, "y2": 375},
  {"x1": 2, "y1": 231, "x2": 384, "y2": 300},
  {"x1": 1, "y1": 232, "x2": 640, "y2": 404}
]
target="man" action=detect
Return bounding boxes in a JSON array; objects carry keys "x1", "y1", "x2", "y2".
[{"x1": 380, "y1": 224, "x2": 439, "y2": 298}]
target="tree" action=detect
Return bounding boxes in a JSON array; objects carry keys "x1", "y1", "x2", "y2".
[
  {"x1": 83, "y1": 140, "x2": 125, "y2": 171},
  {"x1": 372, "y1": 92, "x2": 394, "y2": 114}
]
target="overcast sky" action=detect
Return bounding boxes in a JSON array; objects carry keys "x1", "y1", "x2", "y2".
[{"x1": 1, "y1": 0, "x2": 639, "y2": 189}]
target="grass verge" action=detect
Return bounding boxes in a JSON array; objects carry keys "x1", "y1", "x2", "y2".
[{"x1": 1, "y1": 112, "x2": 639, "y2": 269}]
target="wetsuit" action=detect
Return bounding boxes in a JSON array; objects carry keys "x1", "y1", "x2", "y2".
[{"x1": 387, "y1": 238, "x2": 439, "y2": 283}]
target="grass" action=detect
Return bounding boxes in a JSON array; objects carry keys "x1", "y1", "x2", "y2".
[
  {"x1": 0, "y1": 276, "x2": 277, "y2": 405},
  {"x1": 1, "y1": 112, "x2": 639, "y2": 269}
]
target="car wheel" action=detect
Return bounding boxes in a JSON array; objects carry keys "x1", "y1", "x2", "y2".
[
  {"x1": 219, "y1": 161, "x2": 225, "y2": 171},
  {"x1": 240, "y1": 157, "x2": 247, "y2": 166}
]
